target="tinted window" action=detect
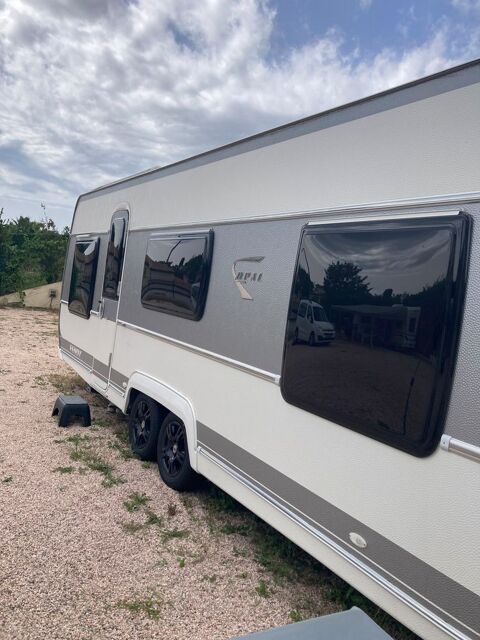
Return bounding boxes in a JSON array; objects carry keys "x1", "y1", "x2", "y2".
[
  {"x1": 282, "y1": 215, "x2": 470, "y2": 456},
  {"x1": 141, "y1": 233, "x2": 213, "y2": 320},
  {"x1": 68, "y1": 239, "x2": 99, "y2": 318},
  {"x1": 103, "y1": 215, "x2": 127, "y2": 300}
]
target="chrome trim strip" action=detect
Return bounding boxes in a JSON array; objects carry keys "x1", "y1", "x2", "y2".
[
  {"x1": 306, "y1": 209, "x2": 460, "y2": 226},
  {"x1": 198, "y1": 445, "x2": 476, "y2": 640},
  {"x1": 440, "y1": 435, "x2": 480, "y2": 462},
  {"x1": 128, "y1": 194, "x2": 479, "y2": 232},
  {"x1": 60, "y1": 299, "x2": 68, "y2": 305},
  {"x1": 116, "y1": 320, "x2": 280, "y2": 384}
]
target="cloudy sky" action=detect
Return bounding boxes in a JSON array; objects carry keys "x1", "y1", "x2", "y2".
[{"x1": 1, "y1": 0, "x2": 479, "y2": 229}]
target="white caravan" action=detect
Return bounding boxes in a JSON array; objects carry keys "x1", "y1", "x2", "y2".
[{"x1": 59, "y1": 60, "x2": 480, "y2": 640}]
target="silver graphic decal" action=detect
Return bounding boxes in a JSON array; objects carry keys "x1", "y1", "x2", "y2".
[{"x1": 232, "y1": 256, "x2": 264, "y2": 300}]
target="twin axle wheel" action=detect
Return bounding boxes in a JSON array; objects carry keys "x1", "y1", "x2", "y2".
[{"x1": 128, "y1": 394, "x2": 197, "y2": 491}]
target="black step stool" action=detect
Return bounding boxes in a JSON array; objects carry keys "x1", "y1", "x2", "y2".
[{"x1": 52, "y1": 395, "x2": 91, "y2": 427}]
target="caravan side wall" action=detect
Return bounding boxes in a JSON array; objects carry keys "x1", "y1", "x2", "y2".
[{"x1": 59, "y1": 64, "x2": 480, "y2": 640}]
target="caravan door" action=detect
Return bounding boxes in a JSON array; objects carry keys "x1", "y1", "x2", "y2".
[{"x1": 90, "y1": 210, "x2": 129, "y2": 391}]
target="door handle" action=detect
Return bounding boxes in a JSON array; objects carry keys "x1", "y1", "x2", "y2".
[{"x1": 98, "y1": 298, "x2": 105, "y2": 319}]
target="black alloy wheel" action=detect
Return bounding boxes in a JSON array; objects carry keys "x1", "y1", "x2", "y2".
[
  {"x1": 128, "y1": 394, "x2": 162, "y2": 460},
  {"x1": 157, "y1": 412, "x2": 197, "y2": 491}
]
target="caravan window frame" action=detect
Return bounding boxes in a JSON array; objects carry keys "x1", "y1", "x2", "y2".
[
  {"x1": 68, "y1": 237, "x2": 100, "y2": 319},
  {"x1": 140, "y1": 230, "x2": 214, "y2": 321},
  {"x1": 102, "y1": 211, "x2": 128, "y2": 301},
  {"x1": 281, "y1": 213, "x2": 471, "y2": 457}
]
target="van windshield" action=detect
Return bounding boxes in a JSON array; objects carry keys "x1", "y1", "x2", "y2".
[{"x1": 312, "y1": 307, "x2": 327, "y2": 322}]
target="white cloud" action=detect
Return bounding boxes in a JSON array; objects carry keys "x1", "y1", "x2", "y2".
[
  {"x1": 451, "y1": 0, "x2": 480, "y2": 11},
  {"x1": 0, "y1": 0, "x2": 478, "y2": 227},
  {"x1": 359, "y1": 0, "x2": 373, "y2": 10}
]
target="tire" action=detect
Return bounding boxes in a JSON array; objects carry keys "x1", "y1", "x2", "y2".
[
  {"x1": 308, "y1": 332, "x2": 315, "y2": 346},
  {"x1": 128, "y1": 394, "x2": 163, "y2": 460},
  {"x1": 157, "y1": 412, "x2": 197, "y2": 491}
]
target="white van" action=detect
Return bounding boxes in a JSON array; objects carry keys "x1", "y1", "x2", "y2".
[
  {"x1": 294, "y1": 299, "x2": 335, "y2": 345},
  {"x1": 59, "y1": 60, "x2": 480, "y2": 640}
]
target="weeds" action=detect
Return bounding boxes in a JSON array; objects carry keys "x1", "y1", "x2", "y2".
[
  {"x1": 177, "y1": 557, "x2": 185, "y2": 568},
  {"x1": 48, "y1": 373, "x2": 84, "y2": 395},
  {"x1": 124, "y1": 492, "x2": 150, "y2": 512},
  {"x1": 2, "y1": 476, "x2": 13, "y2": 483},
  {"x1": 144, "y1": 509, "x2": 163, "y2": 527},
  {"x1": 53, "y1": 466, "x2": 74, "y2": 474},
  {"x1": 117, "y1": 594, "x2": 164, "y2": 619},
  {"x1": 289, "y1": 610, "x2": 302, "y2": 622},
  {"x1": 255, "y1": 580, "x2": 270, "y2": 598},
  {"x1": 121, "y1": 522, "x2": 145, "y2": 534},
  {"x1": 161, "y1": 528, "x2": 190, "y2": 543},
  {"x1": 108, "y1": 438, "x2": 136, "y2": 461},
  {"x1": 68, "y1": 435, "x2": 125, "y2": 487}
]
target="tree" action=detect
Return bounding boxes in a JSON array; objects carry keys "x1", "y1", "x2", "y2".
[
  {"x1": 0, "y1": 210, "x2": 69, "y2": 296},
  {"x1": 323, "y1": 260, "x2": 371, "y2": 307}
]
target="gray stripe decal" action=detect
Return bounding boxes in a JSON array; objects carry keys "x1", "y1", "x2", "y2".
[
  {"x1": 60, "y1": 338, "x2": 127, "y2": 390},
  {"x1": 197, "y1": 423, "x2": 479, "y2": 637},
  {"x1": 59, "y1": 337, "x2": 93, "y2": 370},
  {"x1": 109, "y1": 368, "x2": 128, "y2": 389},
  {"x1": 93, "y1": 359, "x2": 109, "y2": 382}
]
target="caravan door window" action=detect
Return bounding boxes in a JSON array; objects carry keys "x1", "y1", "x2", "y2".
[
  {"x1": 282, "y1": 214, "x2": 470, "y2": 456},
  {"x1": 68, "y1": 238, "x2": 99, "y2": 319},
  {"x1": 141, "y1": 232, "x2": 213, "y2": 320},
  {"x1": 103, "y1": 213, "x2": 127, "y2": 300}
]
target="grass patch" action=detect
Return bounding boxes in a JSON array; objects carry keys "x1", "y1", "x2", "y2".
[
  {"x1": 289, "y1": 609, "x2": 302, "y2": 623},
  {"x1": 255, "y1": 580, "x2": 270, "y2": 598},
  {"x1": 177, "y1": 557, "x2": 186, "y2": 568},
  {"x1": 34, "y1": 375, "x2": 46, "y2": 386},
  {"x1": 124, "y1": 492, "x2": 150, "y2": 512},
  {"x1": 117, "y1": 594, "x2": 164, "y2": 619},
  {"x1": 68, "y1": 436, "x2": 125, "y2": 487},
  {"x1": 48, "y1": 373, "x2": 84, "y2": 395},
  {"x1": 53, "y1": 466, "x2": 74, "y2": 474},
  {"x1": 141, "y1": 461, "x2": 151, "y2": 469},
  {"x1": 220, "y1": 522, "x2": 250, "y2": 536},
  {"x1": 121, "y1": 521, "x2": 145, "y2": 534},
  {"x1": 144, "y1": 509, "x2": 163, "y2": 527},
  {"x1": 108, "y1": 437, "x2": 136, "y2": 461},
  {"x1": 161, "y1": 527, "x2": 190, "y2": 543}
]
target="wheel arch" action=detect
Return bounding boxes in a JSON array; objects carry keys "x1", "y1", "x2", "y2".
[{"x1": 124, "y1": 372, "x2": 198, "y2": 472}]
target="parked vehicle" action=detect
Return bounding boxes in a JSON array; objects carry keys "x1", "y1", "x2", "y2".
[
  {"x1": 294, "y1": 299, "x2": 335, "y2": 345},
  {"x1": 59, "y1": 59, "x2": 480, "y2": 640}
]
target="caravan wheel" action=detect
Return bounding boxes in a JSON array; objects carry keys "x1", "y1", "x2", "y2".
[
  {"x1": 157, "y1": 413, "x2": 197, "y2": 491},
  {"x1": 128, "y1": 394, "x2": 162, "y2": 460}
]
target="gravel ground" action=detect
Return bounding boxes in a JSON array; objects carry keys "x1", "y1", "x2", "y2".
[
  {"x1": 0, "y1": 308, "x2": 414, "y2": 640},
  {"x1": 0, "y1": 309, "x2": 344, "y2": 640}
]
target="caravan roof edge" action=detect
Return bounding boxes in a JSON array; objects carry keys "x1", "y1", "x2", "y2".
[{"x1": 77, "y1": 57, "x2": 480, "y2": 204}]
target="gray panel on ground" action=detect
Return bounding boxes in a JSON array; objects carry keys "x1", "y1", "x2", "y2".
[{"x1": 231, "y1": 608, "x2": 392, "y2": 639}]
